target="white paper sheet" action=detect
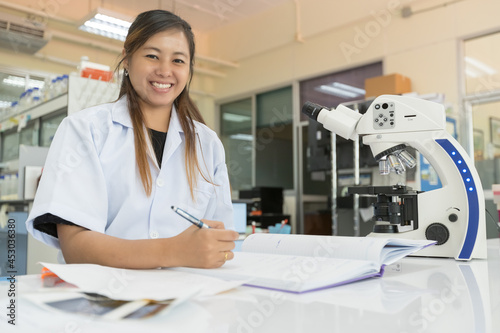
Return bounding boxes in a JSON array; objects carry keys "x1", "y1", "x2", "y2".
[{"x1": 40, "y1": 262, "x2": 244, "y2": 302}]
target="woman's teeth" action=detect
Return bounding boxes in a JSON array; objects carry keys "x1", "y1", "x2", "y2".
[{"x1": 152, "y1": 82, "x2": 172, "y2": 89}]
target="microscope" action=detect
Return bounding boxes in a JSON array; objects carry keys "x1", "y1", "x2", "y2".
[{"x1": 302, "y1": 95, "x2": 487, "y2": 260}]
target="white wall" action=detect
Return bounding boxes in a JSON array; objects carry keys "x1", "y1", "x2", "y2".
[{"x1": 208, "y1": 0, "x2": 500, "y2": 112}]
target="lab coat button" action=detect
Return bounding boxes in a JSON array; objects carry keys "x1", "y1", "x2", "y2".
[
  {"x1": 150, "y1": 231, "x2": 159, "y2": 239},
  {"x1": 156, "y1": 178, "x2": 164, "y2": 187}
]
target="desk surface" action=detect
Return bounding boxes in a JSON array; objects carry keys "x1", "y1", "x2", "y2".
[{"x1": 1, "y1": 239, "x2": 499, "y2": 333}]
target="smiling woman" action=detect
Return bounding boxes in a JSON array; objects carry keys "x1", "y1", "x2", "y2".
[
  {"x1": 123, "y1": 30, "x2": 190, "y2": 130},
  {"x1": 25, "y1": 10, "x2": 238, "y2": 270},
  {"x1": 117, "y1": 10, "x2": 202, "y2": 197}
]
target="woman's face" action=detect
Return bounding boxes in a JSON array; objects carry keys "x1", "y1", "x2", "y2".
[{"x1": 124, "y1": 29, "x2": 191, "y2": 114}]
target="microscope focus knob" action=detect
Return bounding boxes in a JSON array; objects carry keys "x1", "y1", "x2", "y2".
[
  {"x1": 448, "y1": 213, "x2": 458, "y2": 222},
  {"x1": 425, "y1": 223, "x2": 450, "y2": 245}
]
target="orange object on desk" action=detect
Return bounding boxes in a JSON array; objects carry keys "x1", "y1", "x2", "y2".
[{"x1": 41, "y1": 267, "x2": 66, "y2": 287}]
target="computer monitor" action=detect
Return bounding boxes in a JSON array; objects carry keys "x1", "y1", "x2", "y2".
[{"x1": 232, "y1": 202, "x2": 247, "y2": 234}]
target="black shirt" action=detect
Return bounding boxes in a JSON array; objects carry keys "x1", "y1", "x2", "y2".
[{"x1": 149, "y1": 128, "x2": 167, "y2": 168}]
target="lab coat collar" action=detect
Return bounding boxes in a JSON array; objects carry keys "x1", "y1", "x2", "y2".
[
  {"x1": 111, "y1": 95, "x2": 192, "y2": 134},
  {"x1": 142, "y1": 104, "x2": 183, "y2": 171},
  {"x1": 111, "y1": 96, "x2": 195, "y2": 171},
  {"x1": 168, "y1": 103, "x2": 183, "y2": 134},
  {"x1": 111, "y1": 96, "x2": 133, "y2": 128}
]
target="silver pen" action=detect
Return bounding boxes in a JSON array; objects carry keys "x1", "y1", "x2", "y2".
[{"x1": 171, "y1": 206, "x2": 210, "y2": 229}]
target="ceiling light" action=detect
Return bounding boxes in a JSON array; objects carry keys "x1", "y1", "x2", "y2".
[
  {"x1": 315, "y1": 82, "x2": 365, "y2": 99},
  {"x1": 79, "y1": 8, "x2": 132, "y2": 41}
]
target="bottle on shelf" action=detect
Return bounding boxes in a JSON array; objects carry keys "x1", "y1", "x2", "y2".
[
  {"x1": 31, "y1": 87, "x2": 42, "y2": 106},
  {"x1": 41, "y1": 78, "x2": 50, "y2": 102},
  {"x1": 0, "y1": 105, "x2": 6, "y2": 119},
  {"x1": 8, "y1": 101, "x2": 18, "y2": 118},
  {"x1": 32, "y1": 96, "x2": 41, "y2": 106},
  {"x1": 2, "y1": 174, "x2": 11, "y2": 200},
  {"x1": 54, "y1": 76, "x2": 65, "y2": 96},
  {"x1": 2, "y1": 173, "x2": 19, "y2": 200},
  {"x1": 45, "y1": 78, "x2": 58, "y2": 100},
  {"x1": 0, "y1": 175, "x2": 4, "y2": 199},
  {"x1": 13, "y1": 173, "x2": 18, "y2": 199},
  {"x1": 18, "y1": 91, "x2": 27, "y2": 111},
  {"x1": 61, "y1": 74, "x2": 69, "y2": 94}
]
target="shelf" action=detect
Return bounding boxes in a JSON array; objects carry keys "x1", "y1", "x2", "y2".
[
  {"x1": 0, "y1": 76, "x2": 120, "y2": 133},
  {"x1": 0, "y1": 94, "x2": 68, "y2": 132},
  {"x1": 0, "y1": 199, "x2": 33, "y2": 204}
]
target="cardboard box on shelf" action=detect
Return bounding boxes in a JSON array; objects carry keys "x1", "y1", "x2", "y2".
[{"x1": 364, "y1": 73, "x2": 412, "y2": 98}]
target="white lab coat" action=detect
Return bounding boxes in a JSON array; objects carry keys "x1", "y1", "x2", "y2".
[{"x1": 26, "y1": 96, "x2": 234, "y2": 249}]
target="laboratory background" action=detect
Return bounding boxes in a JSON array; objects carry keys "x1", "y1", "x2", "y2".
[{"x1": 0, "y1": 0, "x2": 499, "y2": 274}]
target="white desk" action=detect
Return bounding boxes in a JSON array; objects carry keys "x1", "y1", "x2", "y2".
[{"x1": 1, "y1": 239, "x2": 499, "y2": 333}]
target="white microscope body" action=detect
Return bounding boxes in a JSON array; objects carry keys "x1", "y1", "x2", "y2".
[{"x1": 302, "y1": 95, "x2": 487, "y2": 260}]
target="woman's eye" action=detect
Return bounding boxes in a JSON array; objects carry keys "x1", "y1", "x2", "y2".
[
  {"x1": 174, "y1": 59, "x2": 185, "y2": 64},
  {"x1": 146, "y1": 54, "x2": 158, "y2": 60}
]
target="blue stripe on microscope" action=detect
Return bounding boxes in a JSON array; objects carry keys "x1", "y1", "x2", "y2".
[{"x1": 436, "y1": 139, "x2": 479, "y2": 259}]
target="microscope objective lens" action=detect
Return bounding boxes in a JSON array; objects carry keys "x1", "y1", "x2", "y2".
[
  {"x1": 379, "y1": 158, "x2": 390, "y2": 175},
  {"x1": 388, "y1": 154, "x2": 405, "y2": 174},
  {"x1": 396, "y1": 150, "x2": 417, "y2": 169}
]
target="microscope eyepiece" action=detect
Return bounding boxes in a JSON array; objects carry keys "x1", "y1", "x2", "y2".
[{"x1": 302, "y1": 101, "x2": 327, "y2": 121}]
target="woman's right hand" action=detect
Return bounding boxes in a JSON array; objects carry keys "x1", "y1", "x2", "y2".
[{"x1": 167, "y1": 221, "x2": 239, "y2": 268}]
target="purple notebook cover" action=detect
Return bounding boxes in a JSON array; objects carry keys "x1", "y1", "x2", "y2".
[{"x1": 242, "y1": 265, "x2": 387, "y2": 294}]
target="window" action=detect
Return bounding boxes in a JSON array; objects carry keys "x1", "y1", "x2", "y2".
[
  {"x1": 464, "y1": 32, "x2": 500, "y2": 96},
  {"x1": 220, "y1": 86, "x2": 294, "y2": 193},
  {"x1": 220, "y1": 98, "x2": 253, "y2": 192},
  {"x1": 299, "y1": 62, "x2": 383, "y2": 195},
  {"x1": 1, "y1": 130, "x2": 19, "y2": 162},
  {"x1": 463, "y1": 31, "x2": 500, "y2": 239},
  {"x1": 19, "y1": 120, "x2": 38, "y2": 147},
  {"x1": 255, "y1": 86, "x2": 293, "y2": 189},
  {"x1": 40, "y1": 110, "x2": 66, "y2": 147}
]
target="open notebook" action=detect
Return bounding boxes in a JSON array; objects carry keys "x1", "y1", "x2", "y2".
[{"x1": 172, "y1": 234, "x2": 436, "y2": 293}]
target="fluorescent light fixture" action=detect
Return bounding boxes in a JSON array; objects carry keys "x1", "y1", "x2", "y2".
[
  {"x1": 465, "y1": 56, "x2": 497, "y2": 76},
  {"x1": 315, "y1": 82, "x2": 366, "y2": 99},
  {"x1": 223, "y1": 113, "x2": 251, "y2": 122},
  {"x1": 79, "y1": 8, "x2": 132, "y2": 41}
]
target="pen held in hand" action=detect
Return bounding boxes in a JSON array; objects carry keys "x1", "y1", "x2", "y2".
[{"x1": 171, "y1": 206, "x2": 210, "y2": 229}]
